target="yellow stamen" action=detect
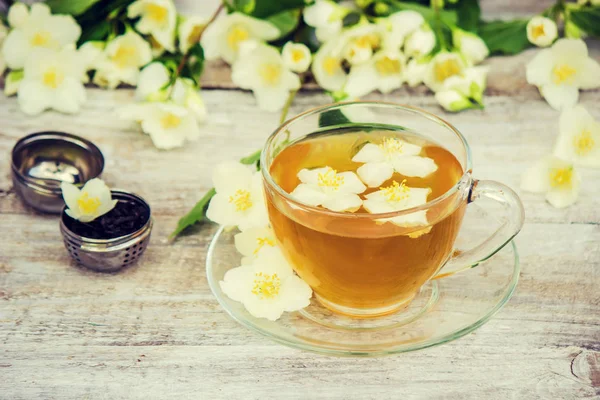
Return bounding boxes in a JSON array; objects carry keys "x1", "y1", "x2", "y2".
[
  {"x1": 259, "y1": 63, "x2": 281, "y2": 85},
  {"x1": 354, "y1": 36, "x2": 371, "y2": 48},
  {"x1": 251, "y1": 272, "x2": 281, "y2": 299},
  {"x1": 291, "y1": 48, "x2": 305, "y2": 63},
  {"x1": 380, "y1": 137, "x2": 404, "y2": 156},
  {"x1": 574, "y1": 129, "x2": 595, "y2": 156},
  {"x1": 42, "y1": 68, "x2": 64, "y2": 89},
  {"x1": 77, "y1": 192, "x2": 101, "y2": 214},
  {"x1": 531, "y1": 23, "x2": 545, "y2": 40},
  {"x1": 323, "y1": 56, "x2": 339, "y2": 76},
  {"x1": 30, "y1": 31, "x2": 51, "y2": 47},
  {"x1": 552, "y1": 64, "x2": 577, "y2": 85},
  {"x1": 253, "y1": 237, "x2": 275, "y2": 255},
  {"x1": 317, "y1": 168, "x2": 344, "y2": 190},
  {"x1": 112, "y1": 45, "x2": 137, "y2": 68},
  {"x1": 229, "y1": 189, "x2": 253, "y2": 211},
  {"x1": 381, "y1": 180, "x2": 410, "y2": 203},
  {"x1": 549, "y1": 167, "x2": 573, "y2": 188},
  {"x1": 227, "y1": 25, "x2": 249, "y2": 51},
  {"x1": 146, "y1": 3, "x2": 168, "y2": 23},
  {"x1": 434, "y1": 59, "x2": 462, "y2": 82},
  {"x1": 375, "y1": 56, "x2": 401, "y2": 76},
  {"x1": 160, "y1": 113, "x2": 181, "y2": 129}
]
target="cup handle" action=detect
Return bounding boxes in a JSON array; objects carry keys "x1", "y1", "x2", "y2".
[{"x1": 432, "y1": 179, "x2": 525, "y2": 280}]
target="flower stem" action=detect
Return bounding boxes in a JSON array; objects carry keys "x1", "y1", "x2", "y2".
[
  {"x1": 431, "y1": 0, "x2": 448, "y2": 51},
  {"x1": 280, "y1": 89, "x2": 299, "y2": 124},
  {"x1": 168, "y1": 2, "x2": 224, "y2": 95}
]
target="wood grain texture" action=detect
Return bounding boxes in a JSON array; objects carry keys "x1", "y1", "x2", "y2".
[{"x1": 1, "y1": 2, "x2": 600, "y2": 398}]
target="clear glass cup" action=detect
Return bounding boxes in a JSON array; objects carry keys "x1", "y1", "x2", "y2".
[{"x1": 261, "y1": 102, "x2": 524, "y2": 318}]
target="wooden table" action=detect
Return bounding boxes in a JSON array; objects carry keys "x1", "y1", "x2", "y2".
[{"x1": 1, "y1": 9, "x2": 600, "y2": 400}]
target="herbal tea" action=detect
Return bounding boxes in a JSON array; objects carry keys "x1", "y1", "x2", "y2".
[{"x1": 265, "y1": 128, "x2": 466, "y2": 316}]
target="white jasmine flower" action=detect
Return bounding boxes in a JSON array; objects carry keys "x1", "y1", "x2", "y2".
[
  {"x1": 404, "y1": 25, "x2": 436, "y2": 58},
  {"x1": 290, "y1": 166, "x2": 366, "y2": 212},
  {"x1": 220, "y1": 246, "x2": 312, "y2": 321},
  {"x1": 351, "y1": 137, "x2": 438, "y2": 187},
  {"x1": 2, "y1": 3, "x2": 81, "y2": 70},
  {"x1": 526, "y1": 16, "x2": 558, "y2": 48},
  {"x1": 452, "y1": 29, "x2": 489, "y2": 65},
  {"x1": 423, "y1": 51, "x2": 467, "y2": 92},
  {"x1": 383, "y1": 10, "x2": 424, "y2": 50},
  {"x1": 118, "y1": 102, "x2": 201, "y2": 149},
  {"x1": 303, "y1": 0, "x2": 343, "y2": 42},
  {"x1": 7, "y1": 2, "x2": 29, "y2": 29},
  {"x1": 178, "y1": 15, "x2": 207, "y2": 54},
  {"x1": 127, "y1": 0, "x2": 176, "y2": 52},
  {"x1": 435, "y1": 66, "x2": 488, "y2": 111},
  {"x1": 231, "y1": 42, "x2": 300, "y2": 112},
  {"x1": 554, "y1": 105, "x2": 600, "y2": 168},
  {"x1": 171, "y1": 78, "x2": 208, "y2": 124},
  {"x1": 18, "y1": 47, "x2": 86, "y2": 115},
  {"x1": 344, "y1": 49, "x2": 406, "y2": 98},
  {"x1": 77, "y1": 41, "x2": 104, "y2": 82},
  {"x1": 206, "y1": 162, "x2": 269, "y2": 230},
  {"x1": 4, "y1": 70, "x2": 23, "y2": 96},
  {"x1": 526, "y1": 39, "x2": 600, "y2": 110},
  {"x1": 281, "y1": 42, "x2": 311, "y2": 73},
  {"x1": 135, "y1": 61, "x2": 170, "y2": 101},
  {"x1": 312, "y1": 37, "x2": 347, "y2": 92},
  {"x1": 234, "y1": 226, "x2": 277, "y2": 265},
  {"x1": 405, "y1": 58, "x2": 428, "y2": 87},
  {"x1": 93, "y1": 31, "x2": 152, "y2": 89},
  {"x1": 202, "y1": 12, "x2": 279, "y2": 64},
  {"x1": 521, "y1": 155, "x2": 580, "y2": 208},
  {"x1": 363, "y1": 180, "x2": 432, "y2": 227},
  {"x1": 61, "y1": 178, "x2": 117, "y2": 223},
  {"x1": 341, "y1": 24, "x2": 385, "y2": 66}
]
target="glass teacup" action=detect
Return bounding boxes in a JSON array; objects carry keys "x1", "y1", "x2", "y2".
[{"x1": 261, "y1": 102, "x2": 524, "y2": 318}]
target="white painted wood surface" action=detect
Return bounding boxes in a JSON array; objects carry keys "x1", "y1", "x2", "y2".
[{"x1": 1, "y1": 3, "x2": 600, "y2": 399}]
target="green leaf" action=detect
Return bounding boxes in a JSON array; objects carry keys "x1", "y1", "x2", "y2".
[
  {"x1": 240, "y1": 149, "x2": 262, "y2": 169},
  {"x1": 250, "y1": 0, "x2": 305, "y2": 18},
  {"x1": 46, "y1": 0, "x2": 101, "y2": 15},
  {"x1": 570, "y1": 6, "x2": 600, "y2": 37},
  {"x1": 232, "y1": 0, "x2": 256, "y2": 14},
  {"x1": 182, "y1": 43, "x2": 205, "y2": 85},
  {"x1": 478, "y1": 19, "x2": 531, "y2": 55},
  {"x1": 456, "y1": 0, "x2": 480, "y2": 32},
  {"x1": 79, "y1": 21, "x2": 111, "y2": 44},
  {"x1": 169, "y1": 188, "x2": 216, "y2": 239},
  {"x1": 318, "y1": 109, "x2": 351, "y2": 128},
  {"x1": 266, "y1": 9, "x2": 301, "y2": 39},
  {"x1": 296, "y1": 25, "x2": 320, "y2": 52},
  {"x1": 343, "y1": 11, "x2": 362, "y2": 27}
]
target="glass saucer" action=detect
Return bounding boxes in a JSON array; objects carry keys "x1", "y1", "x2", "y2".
[{"x1": 206, "y1": 206, "x2": 519, "y2": 357}]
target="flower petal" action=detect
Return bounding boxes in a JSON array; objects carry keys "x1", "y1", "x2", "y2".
[
  {"x1": 525, "y1": 49, "x2": 553, "y2": 87},
  {"x1": 220, "y1": 265, "x2": 255, "y2": 302},
  {"x1": 520, "y1": 156, "x2": 552, "y2": 193},
  {"x1": 61, "y1": 182, "x2": 82, "y2": 214},
  {"x1": 212, "y1": 161, "x2": 254, "y2": 195},
  {"x1": 392, "y1": 156, "x2": 438, "y2": 178},
  {"x1": 206, "y1": 193, "x2": 236, "y2": 228},
  {"x1": 387, "y1": 210, "x2": 428, "y2": 227},
  {"x1": 279, "y1": 275, "x2": 312, "y2": 312},
  {"x1": 234, "y1": 226, "x2": 276, "y2": 257},
  {"x1": 2, "y1": 29, "x2": 28, "y2": 70},
  {"x1": 352, "y1": 143, "x2": 385, "y2": 163},
  {"x1": 321, "y1": 193, "x2": 362, "y2": 212},
  {"x1": 539, "y1": 84, "x2": 579, "y2": 111},
  {"x1": 356, "y1": 162, "x2": 394, "y2": 188},
  {"x1": 337, "y1": 171, "x2": 366, "y2": 194},
  {"x1": 577, "y1": 58, "x2": 600, "y2": 90},
  {"x1": 545, "y1": 169, "x2": 580, "y2": 208},
  {"x1": 290, "y1": 183, "x2": 327, "y2": 207}
]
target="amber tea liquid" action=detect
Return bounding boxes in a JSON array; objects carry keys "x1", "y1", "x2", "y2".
[{"x1": 266, "y1": 128, "x2": 466, "y2": 316}]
